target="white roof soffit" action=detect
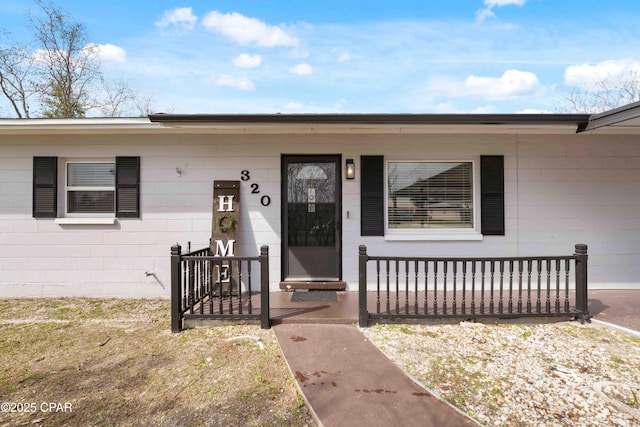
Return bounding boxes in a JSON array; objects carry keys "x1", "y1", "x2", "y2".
[
  {"x1": 0, "y1": 117, "x2": 162, "y2": 135},
  {"x1": 581, "y1": 101, "x2": 640, "y2": 134}
]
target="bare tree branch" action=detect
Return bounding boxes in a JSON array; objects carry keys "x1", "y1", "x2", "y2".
[
  {"x1": 0, "y1": 2, "x2": 157, "y2": 118},
  {"x1": 28, "y1": 0, "x2": 101, "y2": 117},
  {"x1": 0, "y1": 33, "x2": 36, "y2": 118},
  {"x1": 92, "y1": 78, "x2": 135, "y2": 117},
  {"x1": 559, "y1": 70, "x2": 640, "y2": 113},
  {"x1": 132, "y1": 93, "x2": 157, "y2": 117}
]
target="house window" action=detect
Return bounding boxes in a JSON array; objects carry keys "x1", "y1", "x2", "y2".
[
  {"x1": 33, "y1": 156, "x2": 140, "y2": 220},
  {"x1": 387, "y1": 161, "x2": 474, "y2": 231},
  {"x1": 361, "y1": 155, "x2": 504, "y2": 238},
  {"x1": 66, "y1": 161, "x2": 115, "y2": 215}
]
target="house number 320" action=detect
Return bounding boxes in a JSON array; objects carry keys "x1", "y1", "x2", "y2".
[{"x1": 240, "y1": 170, "x2": 271, "y2": 206}]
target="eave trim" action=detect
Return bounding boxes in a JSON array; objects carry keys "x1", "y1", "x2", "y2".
[
  {"x1": 149, "y1": 113, "x2": 590, "y2": 128},
  {"x1": 580, "y1": 100, "x2": 640, "y2": 132}
]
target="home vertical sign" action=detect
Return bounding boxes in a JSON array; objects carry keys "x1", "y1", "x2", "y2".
[{"x1": 212, "y1": 181, "x2": 240, "y2": 296}]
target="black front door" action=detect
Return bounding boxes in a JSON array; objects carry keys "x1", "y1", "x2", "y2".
[{"x1": 282, "y1": 155, "x2": 341, "y2": 281}]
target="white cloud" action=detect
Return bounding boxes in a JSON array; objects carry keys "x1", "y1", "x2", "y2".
[
  {"x1": 475, "y1": 8, "x2": 496, "y2": 22},
  {"x1": 463, "y1": 69, "x2": 541, "y2": 99},
  {"x1": 516, "y1": 108, "x2": 553, "y2": 114},
  {"x1": 427, "y1": 70, "x2": 542, "y2": 101},
  {"x1": 34, "y1": 44, "x2": 126, "y2": 63},
  {"x1": 333, "y1": 99, "x2": 348, "y2": 110},
  {"x1": 32, "y1": 49, "x2": 52, "y2": 64},
  {"x1": 284, "y1": 102, "x2": 304, "y2": 111},
  {"x1": 290, "y1": 63, "x2": 312, "y2": 75},
  {"x1": 202, "y1": 11, "x2": 298, "y2": 47},
  {"x1": 233, "y1": 54, "x2": 262, "y2": 68},
  {"x1": 91, "y1": 43, "x2": 127, "y2": 62},
  {"x1": 485, "y1": 0, "x2": 527, "y2": 6},
  {"x1": 156, "y1": 7, "x2": 198, "y2": 30},
  {"x1": 338, "y1": 53, "x2": 351, "y2": 62},
  {"x1": 431, "y1": 102, "x2": 457, "y2": 113},
  {"x1": 564, "y1": 58, "x2": 640, "y2": 90},
  {"x1": 209, "y1": 75, "x2": 255, "y2": 91},
  {"x1": 470, "y1": 106, "x2": 496, "y2": 113},
  {"x1": 476, "y1": 0, "x2": 527, "y2": 23}
]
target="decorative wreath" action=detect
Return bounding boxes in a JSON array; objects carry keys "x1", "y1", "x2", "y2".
[{"x1": 216, "y1": 213, "x2": 237, "y2": 233}]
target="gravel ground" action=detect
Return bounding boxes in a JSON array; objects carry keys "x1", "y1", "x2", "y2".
[{"x1": 362, "y1": 321, "x2": 640, "y2": 427}]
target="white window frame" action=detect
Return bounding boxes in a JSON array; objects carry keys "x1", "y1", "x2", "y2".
[
  {"x1": 63, "y1": 159, "x2": 116, "y2": 219},
  {"x1": 384, "y1": 158, "x2": 482, "y2": 241}
]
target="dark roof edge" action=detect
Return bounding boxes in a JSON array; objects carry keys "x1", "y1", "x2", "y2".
[
  {"x1": 148, "y1": 113, "x2": 590, "y2": 128},
  {"x1": 581, "y1": 100, "x2": 640, "y2": 132}
]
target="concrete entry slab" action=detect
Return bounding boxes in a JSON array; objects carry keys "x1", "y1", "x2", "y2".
[
  {"x1": 279, "y1": 281, "x2": 347, "y2": 290},
  {"x1": 270, "y1": 291, "x2": 357, "y2": 325}
]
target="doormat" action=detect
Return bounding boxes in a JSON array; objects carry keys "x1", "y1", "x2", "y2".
[{"x1": 290, "y1": 291, "x2": 338, "y2": 303}]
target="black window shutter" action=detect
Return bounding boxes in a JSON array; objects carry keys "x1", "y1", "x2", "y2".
[
  {"x1": 480, "y1": 155, "x2": 505, "y2": 236},
  {"x1": 360, "y1": 155, "x2": 385, "y2": 236},
  {"x1": 115, "y1": 156, "x2": 140, "y2": 218},
  {"x1": 33, "y1": 157, "x2": 57, "y2": 218}
]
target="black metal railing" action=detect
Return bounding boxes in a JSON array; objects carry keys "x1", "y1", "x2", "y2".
[
  {"x1": 171, "y1": 244, "x2": 270, "y2": 332},
  {"x1": 358, "y1": 244, "x2": 589, "y2": 327}
]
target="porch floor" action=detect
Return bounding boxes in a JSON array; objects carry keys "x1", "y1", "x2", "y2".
[
  {"x1": 270, "y1": 290, "x2": 358, "y2": 324},
  {"x1": 185, "y1": 289, "x2": 640, "y2": 332}
]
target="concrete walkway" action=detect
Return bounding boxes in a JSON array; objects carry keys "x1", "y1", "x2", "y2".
[
  {"x1": 271, "y1": 289, "x2": 640, "y2": 426},
  {"x1": 274, "y1": 323, "x2": 478, "y2": 427}
]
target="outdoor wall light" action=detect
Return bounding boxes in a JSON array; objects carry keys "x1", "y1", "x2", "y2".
[{"x1": 346, "y1": 158, "x2": 355, "y2": 180}]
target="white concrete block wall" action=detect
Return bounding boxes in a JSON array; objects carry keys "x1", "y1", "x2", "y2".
[
  {"x1": 516, "y1": 134, "x2": 640, "y2": 289},
  {"x1": 0, "y1": 134, "x2": 297, "y2": 297},
  {"x1": 1, "y1": 132, "x2": 640, "y2": 297}
]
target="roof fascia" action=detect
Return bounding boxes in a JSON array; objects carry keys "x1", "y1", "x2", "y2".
[
  {"x1": 0, "y1": 114, "x2": 591, "y2": 135},
  {"x1": 141, "y1": 123, "x2": 580, "y2": 135},
  {"x1": 149, "y1": 113, "x2": 589, "y2": 126},
  {"x1": 0, "y1": 117, "x2": 161, "y2": 135},
  {"x1": 580, "y1": 100, "x2": 640, "y2": 132},
  {"x1": 148, "y1": 113, "x2": 588, "y2": 135}
]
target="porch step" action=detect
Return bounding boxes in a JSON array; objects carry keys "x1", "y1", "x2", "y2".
[{"x1": 279, "y1": 281, "x2": 347, "y2": 291}]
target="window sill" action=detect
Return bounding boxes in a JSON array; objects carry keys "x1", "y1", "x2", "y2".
[
  {"x1": 55, "y1": 217, "x2": 118, "y2": 225},
  {"x1": 385, "y1": 231, "x2": 483, "y2": 241}
]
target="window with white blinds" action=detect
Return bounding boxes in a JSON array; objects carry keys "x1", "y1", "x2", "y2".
[
  {"x1": 387, "y1": 161, "x2": 474, "y2": 229},
  {"x1": 66, "y1": 161, "x2": 115, "y2": 214}
]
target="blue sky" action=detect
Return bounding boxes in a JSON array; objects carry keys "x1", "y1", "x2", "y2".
[{"x1": 1, "y1": 0, "x2": 640, "y2": 115}]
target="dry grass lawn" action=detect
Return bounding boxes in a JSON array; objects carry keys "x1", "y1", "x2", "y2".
[{"x1": 0, "y1": 299, "x2": 314, "y2": 427}]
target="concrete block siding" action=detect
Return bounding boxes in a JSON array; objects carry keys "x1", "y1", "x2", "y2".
[
  {"x1": 1, "y1": 132, "x2": 639, "y2": 297},
  {"x1": 515, "y1": 135, "x2": 640, "y2": 289}
]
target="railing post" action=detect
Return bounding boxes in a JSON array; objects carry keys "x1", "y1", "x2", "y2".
[
  {"x1": 260, "y1": 245, "x2": 270, "y2": 329},
  {"x1": 359, "y1": 245, "x2": 369, "y2": 328},
  {"x1": 574, "y1": 243, "x2": 590, "y2": 322},
  {"x1": 171, "y1": 244, "x2": 182, "y2": 333}
]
